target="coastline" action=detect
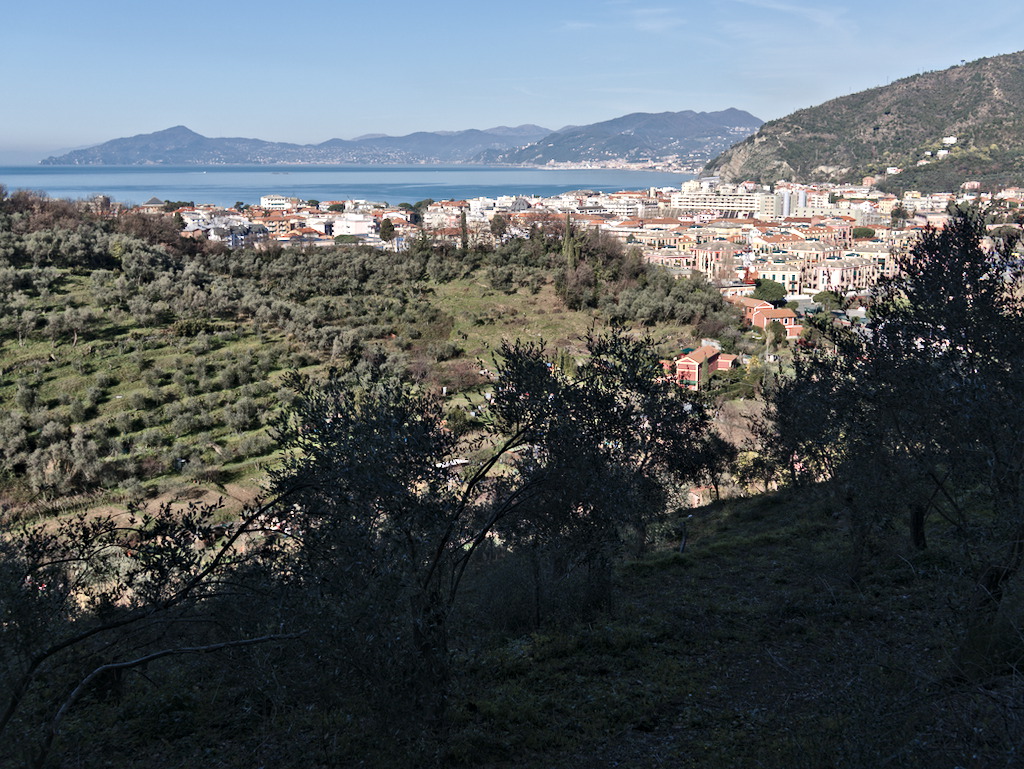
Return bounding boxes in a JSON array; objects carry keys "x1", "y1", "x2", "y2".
[
  {"x1": 0, "y1": 164, "x2": 696, "y2": 208},
  {"x1": 28, "y1": 160, "x2": 698, "y2": 173}
]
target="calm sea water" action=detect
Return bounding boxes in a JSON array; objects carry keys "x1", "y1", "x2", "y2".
[{"x1": 0, "y1": 165, "x2": 693, "y2": 208}]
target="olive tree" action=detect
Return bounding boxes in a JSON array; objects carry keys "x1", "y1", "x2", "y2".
[
  {"x1": 0, "y1": 500, "x2": 296, "y2": 768},
  {"x1": 760, "y1": 206, "x2": 1024, "y2": 621},
  {"x1": 265, "y1": 328, "x2": 717, "y2": 744}
]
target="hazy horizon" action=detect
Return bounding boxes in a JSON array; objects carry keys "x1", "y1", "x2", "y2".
[{"x1": 3, "y1": 0, "x2": 1024, "y2": 160}]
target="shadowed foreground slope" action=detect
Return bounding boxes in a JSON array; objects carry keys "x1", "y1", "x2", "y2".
[{"x1": 41, "y1": 486, "x2": 1020, "y2": 769}]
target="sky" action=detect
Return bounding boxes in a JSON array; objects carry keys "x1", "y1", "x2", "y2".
[{"x1": 2, "y1": 0, "x2": 1023, "y2": 163}]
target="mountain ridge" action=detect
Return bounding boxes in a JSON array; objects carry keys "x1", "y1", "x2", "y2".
[
  {"x1": 39, "y1": 110, "x2": 762, "y2": 167},
  {"x1": 489, "y1": 108, "x2": 762, "y2": 167},
  {"x1": 40, "y1": 124, "x2": 554, "y2": 166},
  {"x1": 704, "y1": 50, "x2": 1024, "y2": 192}
]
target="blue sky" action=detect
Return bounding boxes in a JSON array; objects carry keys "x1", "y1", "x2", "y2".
[{"x1": 2, "y1": 0, "x2": 1023, "y2": 162}]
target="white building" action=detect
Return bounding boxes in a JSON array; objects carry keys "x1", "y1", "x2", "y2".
[
  {"x1": 260, "y1": 194, "x2": 299, "y2": 211},
  {"x1": 670, "y1": 190, "x2": 782, "y2": 219},
  {"x1": 329, "y1": 213, "x2": 375, "y2": 237}
]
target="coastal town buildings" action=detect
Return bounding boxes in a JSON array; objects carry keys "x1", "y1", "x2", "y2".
[{"x1": 140, "y1": 174, "x2": 1020, "y2": 305}]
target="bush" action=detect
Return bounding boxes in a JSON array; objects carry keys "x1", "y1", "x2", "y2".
[{"x1": 225, "y1": 397, "x2": 261, "y2": 432}]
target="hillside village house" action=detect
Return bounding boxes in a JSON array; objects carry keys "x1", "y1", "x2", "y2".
[
  {"x1": 692, "y1": 241, "x2": 748, "y2": 283},
  {"x1": 786, "y1": 240, "x2": 841, "y2": 263},
  {"x1": 752, "y1": 307, "x2": 803, "y2": 339},
  {"x1": 754, "y1": 260, "x2": 802, "y2": 295},
  {"x1": 662, "y1": 345, "x2": 738, "y2": 390},
  {"x1": 728, "y1": 296, "x2": 773, "y2": 324},
  {"x1": 749, "y1": 231, "x2": 805, "y2": 253},
  {"x1": 846, "y1": 241, "x2": 896, "y2": 276},
  {"x1": 645, "y1": 243, "x2": 698, "y2": 270},
  {"x1": 727, "y1": 296, "x2": 803, "y2": 340},
  {"x1": 802, "y1": 256, "x2": 880, "y2": 295}
]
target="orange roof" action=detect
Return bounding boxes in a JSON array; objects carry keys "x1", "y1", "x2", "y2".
[
  {"x1": 758, "y1": 308, "x2": 798, "y2": 320},
  {"x1": 679, "y1": 345, "x2": 719, "y2": 364},
  {"x1": 727, "y1": 296, "x2": 773, "y2": 309}
]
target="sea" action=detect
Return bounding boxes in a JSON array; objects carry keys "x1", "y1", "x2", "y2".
[{"x1": 0, "y1": 165, "x2": 694, "y2": 208}]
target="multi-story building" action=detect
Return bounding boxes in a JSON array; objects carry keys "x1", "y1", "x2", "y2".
[
  {"x1": 802, "y1": 256, "x2": 880, "y2": 295},
  {"x1": 669, "y1": 190, "x2": 782, "y2": 219},
  {"x1": 662, "y1": 345, "x2": 737, "y2": 390},
  {"x1": 692, "y1": 241, "x2": 749, "y2": 283},
  {"x1": 754, "y1": 259, "x2": 804, "y2": 295},
  {"x1": 259, "y1": 194, "x2": 299, "y2": 211}
]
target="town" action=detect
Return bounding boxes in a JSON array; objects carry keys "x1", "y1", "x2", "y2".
[
  {"x1": 133, "y1": 173, "x2": 1022, "y2": 298},
  {"x1": 116, "y1": 174, "x2": 1021, "y2": 372}
]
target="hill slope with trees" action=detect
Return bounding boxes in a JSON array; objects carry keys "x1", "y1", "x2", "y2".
[
  {"x1": 0, "y1": 187, "x2": 744, "y2": 513},
  {"x1": 3, "y1": 187, "x2": 1024, "y2": 768},
  {"x1": 705, "y1": 50, "x2": 1024, "y2": 192}
]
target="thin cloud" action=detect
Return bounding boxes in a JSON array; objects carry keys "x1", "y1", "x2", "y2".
[
  {"x1": 562, "y1": 2, "x2": 686, "y2": 36},
  {"x1": 730, "y1": 0, "x2": 846, "y2": 30},
  {"x1": 628, "y1": 7, "x2": 687, "y2": 33}
]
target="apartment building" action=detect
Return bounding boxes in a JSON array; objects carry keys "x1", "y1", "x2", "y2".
[{"x1": 669, "y1": 190, "x2": 782, "y2": 219}]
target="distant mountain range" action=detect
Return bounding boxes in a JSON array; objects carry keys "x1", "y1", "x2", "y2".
[
  {"x1": 488, "y1": 109, "x2": 763, "y2": 166},
  {"x1": 705, "y1": 50, "x2": 1024, "y2": 192},
  {"x1": 39, "y1": 110, "x2": 763, "y2": 167},
  {"x1": 39, "y1": 125, "x2": 554, "y2": 166}
]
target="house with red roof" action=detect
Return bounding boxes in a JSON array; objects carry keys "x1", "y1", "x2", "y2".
[
  {"x1": 750, "y1": 307, "x2": 803, "y2": 340},
  {"x1": 726, "y1": 296, "x2": 774, "y2": 324},
  {"x1": 662, "y1": 345, "x2": 738, "y2": 390}
]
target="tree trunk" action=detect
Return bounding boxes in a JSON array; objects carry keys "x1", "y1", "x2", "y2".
[
  {"x1": 909, "y1": 504, "x2": 927, "y2": 550},
  {"x1": 411, "y1": 595, "x2": 450, "y2": 739}
]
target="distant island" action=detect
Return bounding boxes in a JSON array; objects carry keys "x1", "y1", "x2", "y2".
[{"x1": 39, "y1": 109, "x2": 764, "y2": 171}]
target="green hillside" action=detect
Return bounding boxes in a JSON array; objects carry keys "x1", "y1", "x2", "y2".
[
  {"x1": 705, "y1": 50, "x2": 1024, "y2": 192},
  {"x1": 0, "y1": 190, "x2": 745, "y2": 514},
  {"x1": 492, "y1": 109, "x2": 762, "y2": 166},
  {"x1": 3, "y1": 191, "x2": 1024, "y2": 768}
]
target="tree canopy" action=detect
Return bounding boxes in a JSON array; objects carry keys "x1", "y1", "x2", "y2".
[
  {"x1": 262, "y1": 327, "x2": 720, "y2": 743},
  {"x1": 751, "y1": 277, "x2": 787, "y2": 305},
  {"x1": 812, "y1": 289, "x2": 842, "y2": 311},
  {"x1": 758, "y1": 206, "x2": 1024, "y2": 641}
]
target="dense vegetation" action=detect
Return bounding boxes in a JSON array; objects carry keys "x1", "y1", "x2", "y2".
[
  {"x1": 4, "y1": 187, "x2": 1023, "y2": 768},
  {"x1": 0, "y1": 189, "x2": 743, "y2": 510},
  {"x1": 706, "y1": 50, "x2": 1024, "y2": 191}
]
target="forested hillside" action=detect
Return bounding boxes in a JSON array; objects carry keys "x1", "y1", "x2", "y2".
[{"x1": 490, "y1": 109, "x2": 762, "y2": 166}]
